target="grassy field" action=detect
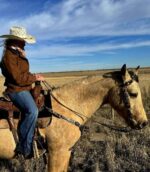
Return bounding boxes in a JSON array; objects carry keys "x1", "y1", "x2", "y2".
[{"x1": 0, "y1": 67, "x2": 150, "y2": 172}]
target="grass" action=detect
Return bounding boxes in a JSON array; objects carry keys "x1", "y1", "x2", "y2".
[
  {"x1": 69, "y1": 85, "x2": 150, "y2": 172},
  {"x1": 0, "y1": 68, "x2": 149, "y2": 172}
]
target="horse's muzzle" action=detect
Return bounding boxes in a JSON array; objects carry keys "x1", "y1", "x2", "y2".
[
  {"x1": 134, "y1": 121, "x2": 148, "y2": 130},
  {"x1": 129, "y1": 118, "x2": 149, "y2": 129},
  {"x1": 137, "y1": 121, "x2": 149, "y2": 129}
]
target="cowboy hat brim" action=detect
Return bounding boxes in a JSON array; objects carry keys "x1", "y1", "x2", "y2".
[{"x1": 0, "y1": 34, "x2": 36, "y2": 44}]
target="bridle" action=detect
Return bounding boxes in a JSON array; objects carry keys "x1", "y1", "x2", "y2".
[
  {"x1": 120, "y1": 80, "x2": 134, "y2": 126},
  {"x1": 119, "y1": 74, "x2": 139, "y2": 127}
]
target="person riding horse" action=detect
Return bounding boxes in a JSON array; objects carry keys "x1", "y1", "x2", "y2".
[{"x1": 0, "y1": 26, "x2": 45, "y2": 158}]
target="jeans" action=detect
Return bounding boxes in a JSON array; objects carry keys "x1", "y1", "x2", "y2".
[{"x1": 8, "y1": 90, "x2": 38, "y2": 155}]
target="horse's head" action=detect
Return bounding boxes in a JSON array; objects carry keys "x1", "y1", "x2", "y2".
[{"x1": 108, "y1": 64, "x2": 148, "y2": 129}]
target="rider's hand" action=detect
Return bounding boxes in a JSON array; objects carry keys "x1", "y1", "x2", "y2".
[
  {"x1": 16, "y1": 47, "x2": 26, "y2": 57},
  {"x1": 35, "y1": 74, "x2": 45, "y2": 81}
]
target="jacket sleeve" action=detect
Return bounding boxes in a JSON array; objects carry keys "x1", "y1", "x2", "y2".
[{"x1": 3, "y1": 52, "x2": 36, "y2": 86}]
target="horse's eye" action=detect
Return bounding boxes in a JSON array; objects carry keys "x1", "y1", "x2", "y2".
[{"x1": 129, "y1": 92, "x2": 138, "y2": 98}]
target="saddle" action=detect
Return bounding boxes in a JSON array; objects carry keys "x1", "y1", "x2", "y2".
[
  {"x1": 0, "y1": 81, "x2": 52, "y2": 140},
  {"x1": 0, "y1": 81, "x2": 52, "y2": 158}
]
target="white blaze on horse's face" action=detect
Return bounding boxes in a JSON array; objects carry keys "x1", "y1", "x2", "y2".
[{"x1": 109, "y1": 65, "x2": 148, "y2": 129}]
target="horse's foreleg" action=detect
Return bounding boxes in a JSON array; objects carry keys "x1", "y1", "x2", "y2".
[{"x1": 47, "y1": 149, "x2": 71, "y2": 172}]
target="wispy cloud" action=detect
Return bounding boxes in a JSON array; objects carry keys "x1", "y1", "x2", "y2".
[
  {"x1": 0, "y1": 0, "x2": 150, "y2": 39},
  {"x1": 26, "y1": 0, "x2": 150, "y2": 39},
  {"x1": 0, "y1": 0, "x2": 150, "y2": 72},
  {"x1": 28, "y1": 40, "x2": 150, "y2": 58}
]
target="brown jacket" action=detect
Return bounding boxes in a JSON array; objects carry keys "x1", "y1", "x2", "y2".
[{"x1": 1, "y1": 47, "x2": 36, "y2": 93}]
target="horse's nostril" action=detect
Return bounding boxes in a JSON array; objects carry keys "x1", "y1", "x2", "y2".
[
  {"x1": 139, "y1": 121, "x2": 148, "y2": 129},
  {"x1": 142, "y1": 121, "x2": 148, "y2": 127}
]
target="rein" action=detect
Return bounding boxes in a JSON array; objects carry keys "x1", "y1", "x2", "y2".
[
  {"x1": 42, "y1": 81, "x2": 85, "y2": 130},
  {"x1": 0, "y1": 78, "x2": 135, "y2": 133},
  {"x1": 42, "y1": 81, "x2": 133, "y2": 133},
  {"x1": 92, "y1": 120, "x2": 132, "y2": 132},
  {"x1": 43, "y1": 81, "x2": 86, "y2": 121}
]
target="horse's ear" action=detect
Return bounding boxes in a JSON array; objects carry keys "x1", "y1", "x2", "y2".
[
  {"x1": 134, "y1": 65, "x2": 140, "y2": 75},
  {"x1": 121, "y1": 64, "x2": 131, "y2": 81},
  {"x1": 121, "y1": 64, "x2": 127, "y2": 76}
]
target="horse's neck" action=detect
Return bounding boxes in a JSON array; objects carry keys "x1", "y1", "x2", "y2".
[{"x1": 52, "y1": 76, "x2": 114, "y2": 121}]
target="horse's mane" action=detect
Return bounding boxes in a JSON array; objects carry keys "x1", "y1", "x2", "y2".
[
  {"x1": 52, "y1": 75, "x2": 102, "y2": 92},
  {"x1": 52, "y1": 70, "x2": 139, "y2": 92}
]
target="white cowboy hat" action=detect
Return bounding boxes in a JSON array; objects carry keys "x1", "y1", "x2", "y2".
[{"x1": 0, "y1": 26, "x2": 36, "y2": 44}]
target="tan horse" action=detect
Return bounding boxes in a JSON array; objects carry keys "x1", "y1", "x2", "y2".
[{"x1": 0, "y1": 65, "x2": 148, "y2": 172}]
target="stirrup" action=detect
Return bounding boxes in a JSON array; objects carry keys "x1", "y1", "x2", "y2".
[
  {"x1": 33, "y1": 140, "x2": 46, "y2": 159},
  {"x1": 2, "y1": 92, "x2": 11, "y2": 101}
]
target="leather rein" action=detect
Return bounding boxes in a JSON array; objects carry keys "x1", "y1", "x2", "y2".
[{"x1": 42, "y1": 79, "x2": 136, "y2": 133}]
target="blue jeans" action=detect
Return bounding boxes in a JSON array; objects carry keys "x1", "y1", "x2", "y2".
[{"x1": 8, "y1": 90, "x2": 38, "y2": 155}]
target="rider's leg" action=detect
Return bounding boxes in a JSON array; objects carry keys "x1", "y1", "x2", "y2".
[{"x1": 8, "y1": 90, "x2": 38, "y2": 157}]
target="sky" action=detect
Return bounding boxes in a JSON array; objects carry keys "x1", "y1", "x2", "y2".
[{"x1": 0, "y1": 0, "x2": 150, "y2": 72}]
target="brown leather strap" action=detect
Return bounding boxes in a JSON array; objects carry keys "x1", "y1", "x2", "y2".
[
  {"x1": 7, "y1": 110, "x2": 14, "y2": 129},
  {"x1": 7, "y1": 110, "x2": 18, "y2": 144}
]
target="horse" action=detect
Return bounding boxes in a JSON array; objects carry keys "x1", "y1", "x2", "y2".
[{"x1": 0, "y1": 64, "x2": 148, "y2": 172}]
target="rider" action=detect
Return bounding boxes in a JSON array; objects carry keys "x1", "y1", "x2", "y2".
[{"x1": 0, "y1": 26, "x2": 44, "y2": 158}]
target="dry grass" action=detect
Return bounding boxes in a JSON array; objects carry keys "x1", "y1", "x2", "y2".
[
  {"x1": 69, "y1": 102, "x2": 150, "y2": 172},
  {"x1": 68, "y1": 69, "x2": 150, "y2": 172},
  {"x1": 0, "y1": 68, "x2": 150, "y2": 172}
]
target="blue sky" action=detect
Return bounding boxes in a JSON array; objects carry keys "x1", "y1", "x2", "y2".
[{"x1": 0, "y1": 0, "x2": 150, "y2": 72}]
